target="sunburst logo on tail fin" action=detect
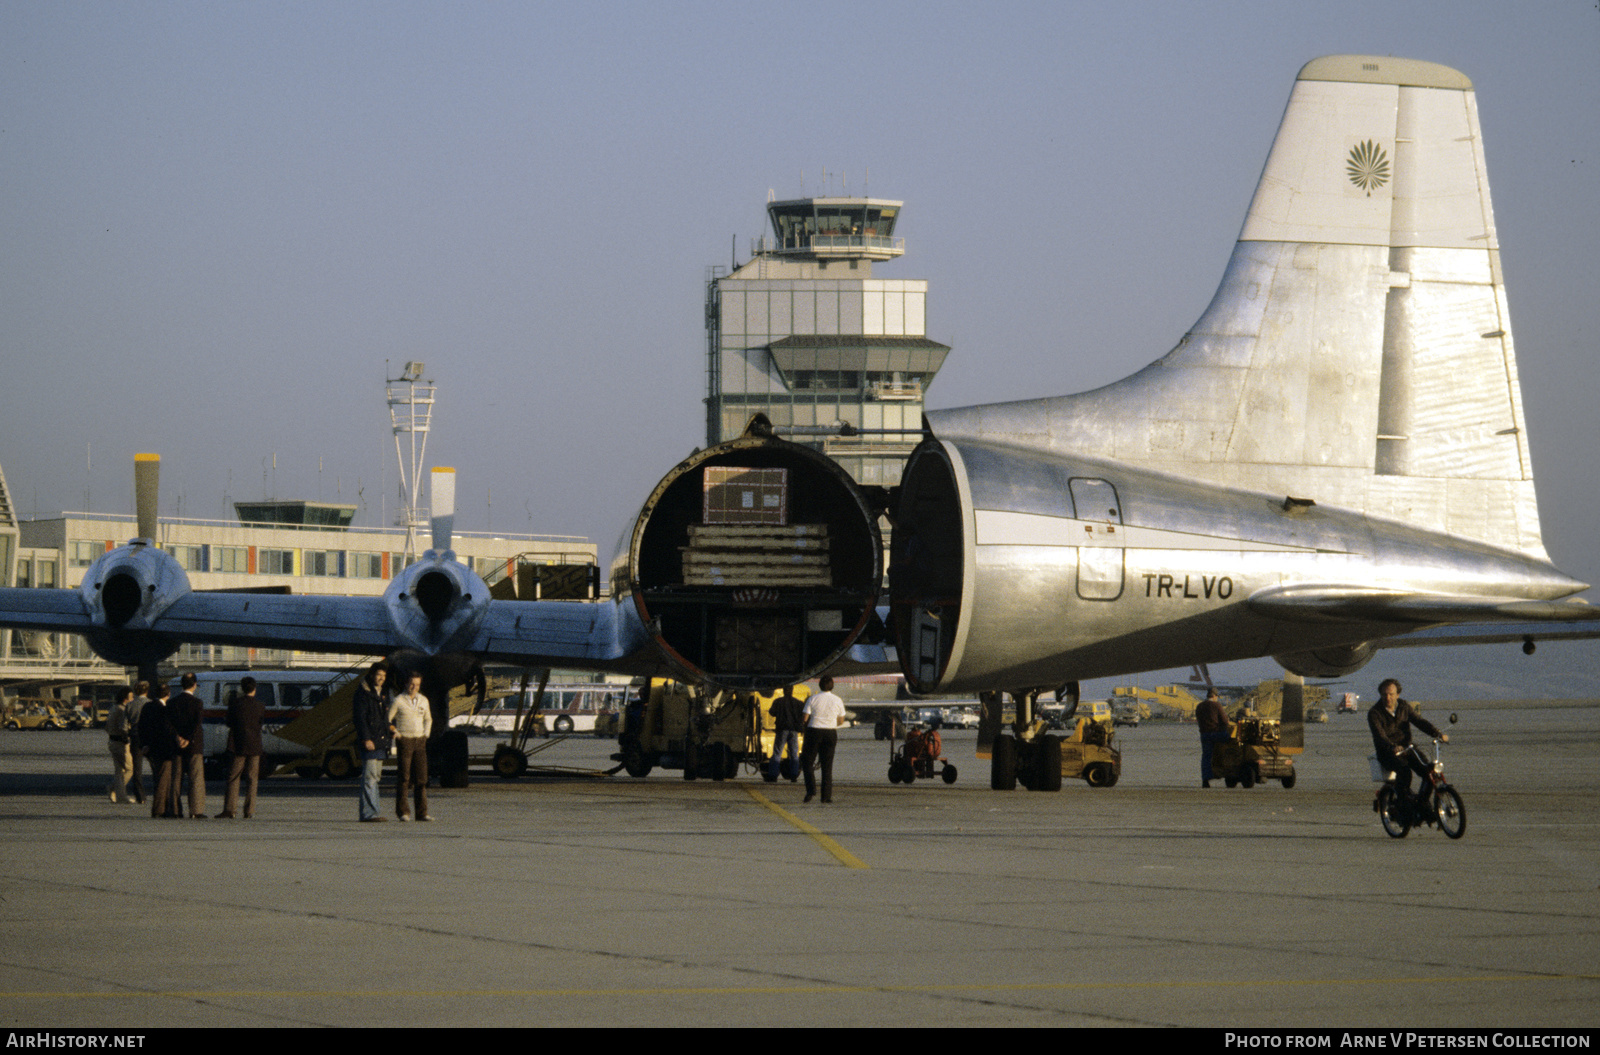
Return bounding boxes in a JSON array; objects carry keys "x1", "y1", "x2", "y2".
[{"x1": 1347, "y1": 140, "x2": 1390, "y2": 195}]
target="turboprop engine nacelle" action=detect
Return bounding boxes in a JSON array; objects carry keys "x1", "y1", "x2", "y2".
[
  {"x1": 383, "y1": 549, "x2": 490, "y2": 656},
  {"x1": 613, "y1": 419, "x2": 883, "y2": 690},
  {"x1": 80, "y1": 539, "x2": 192, "y2": 667},
  {"x1": 1273, "y1": 642, "x2": 1376, "y2": 679}
]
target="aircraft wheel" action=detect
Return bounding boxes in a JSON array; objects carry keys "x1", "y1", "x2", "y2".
[
  {"x1": 1038, "y1": 736, "x2": 1063, "y2": 792},
  {"x1": 991, "y1": 736, "x2": 1017, "y2": 791},
  {"x1": 942, "y1": 764, "x2": 958, "y2": 785}
]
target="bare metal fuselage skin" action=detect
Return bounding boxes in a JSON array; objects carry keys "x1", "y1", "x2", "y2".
[{"x1": 894, "y1": 436, "x2": 1584, "y2": 695}]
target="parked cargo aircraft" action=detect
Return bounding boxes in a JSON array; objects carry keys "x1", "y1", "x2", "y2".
[{"x1": 1, "y1": 57, "x2": 1594, "y2": 765}]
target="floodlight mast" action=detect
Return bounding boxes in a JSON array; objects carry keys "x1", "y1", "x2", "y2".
[{"x1": 385, "y1": 360, "x2": 435, "y2": 564}]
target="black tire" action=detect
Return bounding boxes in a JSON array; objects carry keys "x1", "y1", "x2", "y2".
[
  {"x1": 1224, "y1": 776, "x2": 1237, "y2": 788},
  {"x1": 1038, "y1": 736, "x2": 1063, "y2": 792},
  {"x1": 682, "y1": 740, "x2": 698, "y2": 780},
  {"x1": 942, "y1": 764, "x2": 958, "y2": 785},
  {"x1": 492, "y1": 747, "x2": 528, "y2": 779},
  {"x1": 1240, "y1": 766, "x2": 1256, "y2": 789},
  {"x1": 1377, "y1": 786, "x2": 1411, "y2": 838},
  {"x1": 322, "y1": 751, "x2": 356, "y2": 781},
  {"x1": 990, "y1": 736, "x2": 1017, "y2": 791},
  {"x1": 1104, "y1": 767, "x2": 1119, "y2": 787},
  {"x1": 553, "y1": 715, "x2": 574, "y2": 734},
  {"x1": 1281, "y1": 769, "x2": 1297, "y2": 789},
  {"x1": 623, "y1": 748, "x2": 652, "y2": 779},
  {"x1": 1084, "y1": 763, "x2": 1111, "y2": 788},
  {"x1": 1436, "y1": 787, "x2": 1466, "y2": 839},
  {"x1": 296, "y1": 766, "x2": 322, "y2": 780},
  {"x1": 709, "y1": 743, "x2": 729, "y2": 782}
]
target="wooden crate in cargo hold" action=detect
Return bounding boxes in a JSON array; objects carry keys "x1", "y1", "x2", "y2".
[{"x1": 702, "y1": 467, "x2": 788, "y2": 526}]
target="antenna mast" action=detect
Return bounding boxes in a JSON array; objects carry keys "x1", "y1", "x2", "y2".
[{"x1": 385, "y1": 360, "x2": 436, "y2": 564}]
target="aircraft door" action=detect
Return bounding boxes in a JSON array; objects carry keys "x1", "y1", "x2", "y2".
[{"x1": 1069, "y1": 478, "x2": 1124, "y2": 601}]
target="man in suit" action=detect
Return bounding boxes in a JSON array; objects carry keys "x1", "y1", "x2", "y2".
[
  {"x1": 166, "y1": 672, "x2": 208, "y2": 819},
  {"x1": 139, "y1": 681, "x2": 180, "y2": 818},
  {"x1": 221, "y1": 676, "x2": 264, "y2": 819}
]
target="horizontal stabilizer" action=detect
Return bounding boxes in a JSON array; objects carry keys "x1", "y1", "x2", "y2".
[{"x1": 1248, "y1": 584, "x2": 1600, "y2": 626}]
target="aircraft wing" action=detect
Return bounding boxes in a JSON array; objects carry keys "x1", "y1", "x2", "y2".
[
  {"x1": 1248, "y1": 585, "x2": 1600, "y2": 632},
  {"x1": 0, "y1": 588, "x2": 100, "y2": 635},
  {"x1": 153, "y1": 592, "x2": 397, "y2": 654},
  {"x1": 468, "y1": 599, "x2": 649, "y2": 669}
]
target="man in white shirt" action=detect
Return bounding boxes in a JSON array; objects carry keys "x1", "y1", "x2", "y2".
[
  {"x1": 386, "y1": 674, "x2": 433, "y2": 821},
  {"x1": 801, "y1": 675, "x2": 846, "y2": 803}
]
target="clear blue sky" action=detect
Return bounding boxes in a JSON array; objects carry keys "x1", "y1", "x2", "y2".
[{"x1": 3, "y1": 1, "x2": 1596, "y2": 696}]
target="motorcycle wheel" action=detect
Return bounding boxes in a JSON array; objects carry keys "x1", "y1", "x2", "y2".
[
  {"x1": 1435, "y1": 787, "x2": 1467, "y2": 839},
  {"x1": 1377, "y1": 786, "x2": 1411, "y2": 839}
]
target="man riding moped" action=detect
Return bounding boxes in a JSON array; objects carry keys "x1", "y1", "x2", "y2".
[{"x1": 1367, "y1": 678, "x2": 1447, "y2": 807}]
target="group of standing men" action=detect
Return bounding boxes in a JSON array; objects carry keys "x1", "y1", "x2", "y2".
[
  {"x1": 102, "y1": 664, "x2": 437, "y2": 823},
  {"x1": 104, "y1": 673, "x2": 264, "y2": 818}
]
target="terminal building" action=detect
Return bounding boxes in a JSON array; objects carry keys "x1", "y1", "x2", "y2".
[{"x1": 704, "y1": 196, "x2": 950, "y2": 488}]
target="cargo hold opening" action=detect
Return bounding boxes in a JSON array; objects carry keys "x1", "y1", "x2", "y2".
[{"x1": 629, "y1": 437, "x2": 881, "y2": 688}]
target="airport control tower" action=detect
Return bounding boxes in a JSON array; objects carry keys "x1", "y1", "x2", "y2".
[{"x1": 705, "y1": 196, "x2": 950, "y2": 487}]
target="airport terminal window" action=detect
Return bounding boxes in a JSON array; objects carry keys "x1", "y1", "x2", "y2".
[
  {"x1": 303, "y1": 550, "x2": 339, "y2": 577},
  {"x1": 217, "y1": 547, "x2": 247, "y2": 574},
  {"x1": 169, "y1": 545, "x2": 204, "y2": 572},
  {"x1": 69, "y1": 541, "x2": 100, "y2": 568},
  {"x1": 350, "y1": 551, "x2": 383, "y2": 579},
  {"x1": 37, "y1": 561, "x2": 55, "y2": 587},
  {"x1": 258, "y1": 549, "x2": 293, "y2": 576}
]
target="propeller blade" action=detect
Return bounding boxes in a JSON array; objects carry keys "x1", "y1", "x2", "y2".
[
  {"x1": 430, "y1": 466, "x2": 456, "y2": 553},
  {"x1": 134, "y1": 453, "x2": 160, "y2": 541}
]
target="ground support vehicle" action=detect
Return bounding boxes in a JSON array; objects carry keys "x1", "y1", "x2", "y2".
[
  {"x1": 612, "y1": 678, "x2": 788, "y2": 781},
  {"x1": 1058, "y1": 713, "x2": 1122, "y2": 788},
  {"x1": 1212, "y1": 716, "x2": 1298, "y2": 788},
  {"x1": 1373, "y1": 734, "x2": 1465, "y2": 840},
  {"x1": 887, "y1": 724, "x2": 957, "y2": 785}
]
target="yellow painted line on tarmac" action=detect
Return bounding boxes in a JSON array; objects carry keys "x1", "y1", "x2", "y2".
[
  {"x1": 741, "y1": 785, "x2": 868, "y2": 869},
  {"x1": 5, "y1": 974, "x2": 1596, "y2": 1001}
]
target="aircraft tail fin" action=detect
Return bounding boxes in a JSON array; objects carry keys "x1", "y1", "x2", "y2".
[{"x1": 929, "y1": 56, "x2": 1545, "y2": 558}]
